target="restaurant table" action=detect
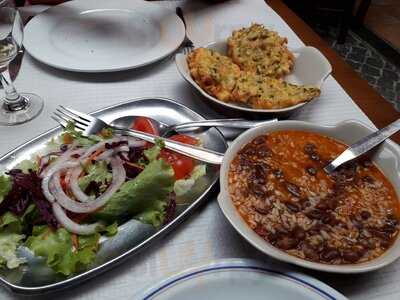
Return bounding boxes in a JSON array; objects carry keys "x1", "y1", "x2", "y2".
[{"x1": 1, "y1": 0, "x2": 400, "y2": 299}]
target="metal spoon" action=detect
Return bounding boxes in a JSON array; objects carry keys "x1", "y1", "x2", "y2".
[
  {"x1": 110, "y1": 116, "x2": 277, "y2": 137},
  {"x1": 324, "y1": 119, "x2": 400, "y2": 173}
]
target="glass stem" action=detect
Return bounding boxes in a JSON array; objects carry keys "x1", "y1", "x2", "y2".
[{"x1": 0, "y1": 65, "x2": 26, "y2": 111}]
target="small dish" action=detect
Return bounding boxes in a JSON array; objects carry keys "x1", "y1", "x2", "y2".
[
  {"x1": 175, "y1": 41, "x2": 332, "y2": 117},
  {"x1": 218, "y1": 120, "x2": 400, "y2": 273}
]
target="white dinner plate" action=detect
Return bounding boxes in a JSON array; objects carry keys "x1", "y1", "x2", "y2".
[
  {"x1": 139, "y1": 259, "x2": 347, "y2": 300},
  {"x1": 23, "y1": 0, "x2": 185, "y2": 72}
]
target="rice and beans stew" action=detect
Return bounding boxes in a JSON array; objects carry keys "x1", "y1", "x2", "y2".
[{"x1": 228, "y1": 130, "x2": 400, "y2": 264}]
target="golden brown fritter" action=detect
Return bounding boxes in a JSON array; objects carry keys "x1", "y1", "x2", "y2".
[
  {"x1": 232, "y1": 72, "x2": 320, "y2": 109},
  {"x1": 187, "y1": 46, "x2": 320, "y2": 110},
  {"x1": 187, "y1": 48, "x2": 241, "y2": 102},
  {"x1": 227, "y1": 23, "x2": 295, "y2": 78}
]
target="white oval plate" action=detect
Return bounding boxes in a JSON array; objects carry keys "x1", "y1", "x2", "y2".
[
  {"x1": 139, "y1": 259, "x2": 347, "y2": 300},
  {"x1": 175, "y1": 41, "x2": 332, "y2": 116},
  {"x1": 24, "y1": 0, "x2": 185, "y2": 72}
]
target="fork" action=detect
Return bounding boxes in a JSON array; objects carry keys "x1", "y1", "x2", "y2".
[
  {"x1": 52, "y1": 106, "x2": 224, "y2": 165},
  {"x1": 176, "y1": 7, "x2": 194, "y2": 54}
]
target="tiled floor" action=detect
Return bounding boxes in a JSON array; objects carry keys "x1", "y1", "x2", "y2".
[
  {"x1": 364, "y1": 0, "x2": 400, "y2": 51},
  {"x1": 315, "y1": 25, "x2": 400, "y2": 110}
]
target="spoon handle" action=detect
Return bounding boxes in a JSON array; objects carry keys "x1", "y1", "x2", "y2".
[
  {"x1": 171, "y1": 118, "x2": 277, "y2": 131},
  {"x1": 324, "y1": 119, "x2": 400, "y2": 173}
]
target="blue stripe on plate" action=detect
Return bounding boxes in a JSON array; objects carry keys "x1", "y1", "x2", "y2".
[{"x1": 143, "y1": 265, "x2": 337, "y2": 300}]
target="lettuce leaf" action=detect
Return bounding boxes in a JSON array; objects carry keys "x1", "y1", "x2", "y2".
[
  {"x1": 100, "y1": 222, "x2": 118, "y2": 237},
  {"x1": 15, "y1": 159, "x2": 39, "y2": 173},
  {"x1": 143, "y1": 139, "x2": 164, "y2": 163},
  {"x1": 62, "y1": 121, "x2": 113, "y2": 147},
  {"x1": 174, "y1": 165, "x2": 207, "y2": 197},
  {"x1": 95, "y1": 159, "x2": 174, "y2": 226},
  {"x1": 0, "y1": 175, "x2": 12, "y2": 205},
  {"x1": 134, "y1": 199, "x2": 167, "y2": 228},
  {"x1": 0, "y1": 212, "x2": 23, "y2": 233},
  {"x1": 25, "y1": 225, "x2": 100, "y2": 276},
  {"x1": 78, "y1": 160, "x2": 112, "y2": 192},
  {"x1": 21, "y1": 203, "x2": 41, "y2": 227},
  {"x1": 143, "y1": 146, "x2": 161, "y2": 163},
  {"x1": 0, "y1": 232, "x2": 25, "y2": 269},
  {"x1": 0, "y1": 212, "x2": 25, "y2": 269}
]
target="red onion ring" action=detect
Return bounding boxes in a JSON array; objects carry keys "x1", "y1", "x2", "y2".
[
  {"x1": 40, "y1": 146, "x2": 84, "y2": 176},
  {"x1": 51, "y1": 158, "x2": 126, "y2": 212},
  {"x1": 52, "y1": 202, "x2": 104, "y2": 235},
  {"x1": 42, "y1": 161, "x2": 80, "y2": 203},
  {"x1": 127, "y1": 138, "x2": 146, "y2": 148},
  {"x1": 80, "y1": 137, "x2": 127, "y2": 161},
  {"x1": 66, "y1": 167, "x2": 89, "y2": 203}
]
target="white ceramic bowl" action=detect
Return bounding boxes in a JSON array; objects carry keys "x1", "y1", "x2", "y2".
[
  {"x1": 175, "y1": 41, "x2": 332, "y2": 117},
  {"x1": 218, "y1": 120, "x2": 400, "y2": 273}
]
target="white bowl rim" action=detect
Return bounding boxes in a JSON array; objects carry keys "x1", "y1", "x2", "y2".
[
  {"x1": 175, "y1": 40, "x2": 332, "y2": 114},
  {"x1": 218, "y1": 119, "x2": 400, "y2": 273}
]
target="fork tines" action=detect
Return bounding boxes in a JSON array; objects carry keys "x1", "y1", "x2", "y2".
[{"x1": 52, "y1": 105, "x2": 91, "y2": 131}]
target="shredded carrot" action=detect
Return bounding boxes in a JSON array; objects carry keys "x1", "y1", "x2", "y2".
[
  {"x1": 89, "y1": 149, "x2": 103, "y2": 161},
  {"x1": 63, "y1": 133, "x2": 73, "y2": 144},
  {"x1": 60, "y1": 175, "x2": 67, "y2": 191},
  {"x1": 125, "y1": 161, "x2": 144, "y2": 170},
  {"x1": 71, "y1": 234, "x2": 79, "y2": 250},
  {"x1": 42, "y1": 227, "x2": 53, "y2": 240},
  {"x1": 36, "y1": 155, "x2": 41, "y2": 168}
]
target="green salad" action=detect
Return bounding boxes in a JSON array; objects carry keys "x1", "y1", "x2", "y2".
[{"x1": 0, "y1": 119, "x2": 206, "y2": 275}]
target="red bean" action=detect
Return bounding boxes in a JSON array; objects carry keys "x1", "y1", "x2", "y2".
[
  {"x1": 286, "y1": 182, "x2": 301, "y2": 197},
  {"x1": 253, "y1": 203, "x2": 271, "y2": 215},
  {"x1": 321, "y1": 249, "x2": 340, "y2": 261},
  {"x1": 306, "y1": 167, "x2": 317, "y2": 176},
  {"x1": 292, "y1": 226, "x2": 306, "y2": 240},
  {"x1": 286, "y1": 202, "x2": 301, "y2": 213},
  {"x1": 342, "y1": 250, "x2": 360, "y2": 263},
  {"x1": 360, "y1": 211, "x2": 371, "y2": 220},
  {"x1": 254, "y1": 225, "x2": 268, "y2": 237},
  {"x1": 273, "y1": 169, "x2": 284, "y2": 179},
  {"x1": 276, "y1": 236, "x2": 298, "y2": 250},
  {"x1": 304, "y1": 143, "x2": 316, "y2": 154},
  {"x1": 306, "y1": 209, "x2": 322, "y2": 220},
  {"x1": 303, "y1": 244, "x2": 319, "y2": 261},
  {"x1": 252, "y1": 136, "x2": 267, "y2": 145},
  {"x1": 256, "y1": 145, "x2": 271, "y2": 157}
]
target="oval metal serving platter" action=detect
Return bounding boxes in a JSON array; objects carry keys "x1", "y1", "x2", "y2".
[{"x1": 0, "y1": 97, "x2": 227, "y2": 295}]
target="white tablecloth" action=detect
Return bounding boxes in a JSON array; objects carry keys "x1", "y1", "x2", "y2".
[{"x1": 1, "y1": 1, "x2": 398, "y2": 299}]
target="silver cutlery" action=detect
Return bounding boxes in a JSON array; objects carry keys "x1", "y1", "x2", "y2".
[
  {"x1": 176, "y1": 6, "x2": 194, "y2": 54},
  {"x1": 52, "y1": 106, "x2": 224, "y2": 165},
  {"x1": 324, "y1": 119, "x2": 400, "y2": 173},
  {"x1": 110, "y1": 115, "x2": 277, "y2": 137}
]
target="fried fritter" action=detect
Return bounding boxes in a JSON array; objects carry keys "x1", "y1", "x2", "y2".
[
  {"x1": 187, "y1": 47, "x2": 320, "y2": 110},
  {"x1": 228, "y1": 23, "x2": 294, "y2": 78},
  {"x1": 232, "y1": 72, "x2": 320, "y2": 109},
  {"x1": 187, "y1": 48, "x2": 241, "y2": 102}
]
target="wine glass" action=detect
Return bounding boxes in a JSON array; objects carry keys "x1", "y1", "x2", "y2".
[{"x1": 0, "y1": 6, "x2": 43, "y2": 125}]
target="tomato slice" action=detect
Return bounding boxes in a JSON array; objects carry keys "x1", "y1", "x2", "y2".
[
  {"x1": 160, "y1": 134, "x2": 198, "y2": 179},
  {"x1": 128, "y1": 121, "x2": 198, "y2": 179},
  {"x1": 168, "y1": 134, "x2": 199, "y2": 145},
  {"x1": 160, "y1": 150, "x2": 194, "y2": 180},
  {"x1": 131, "y1": 117, "x2": 159, "y2": 136}
]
